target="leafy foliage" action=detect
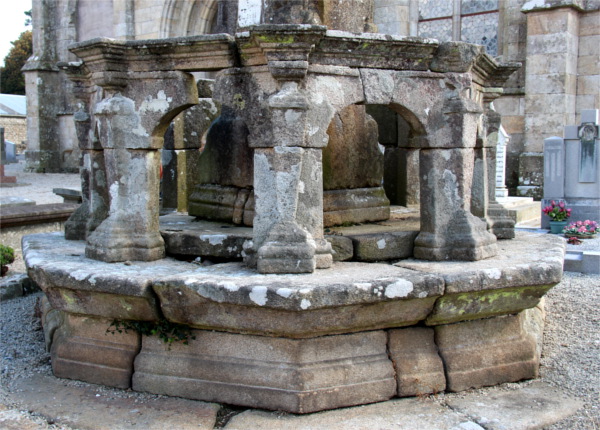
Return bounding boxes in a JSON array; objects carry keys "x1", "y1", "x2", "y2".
[
  {"x1": 106, "y1": 319, "x2": 196, "y2": 348},
  {"x1": 24, "y1": 10, "x2": 32, "y2": 27},
  {"x1": 0, "y1": 244, "x2": 15, "y2": 266},
  {"x1": 1, "y1": 30, "x2": 33, "y2": 95}
]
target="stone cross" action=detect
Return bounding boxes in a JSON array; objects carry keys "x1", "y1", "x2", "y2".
[{"x1": 578, "y1": 116, "x2": 598, "y2": 183}]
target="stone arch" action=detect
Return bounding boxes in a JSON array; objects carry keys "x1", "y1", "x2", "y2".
[
  {"x1": 364, "y1": 102, "x2": 426, "y2": 207},
  {"x1": 160, "y1": 0, "x2": 219, "y2": 38},
  {"x1": 386, "y1": 103, "x2": 428, "y2": 142},
  {"x1": 360, "y1": 70, "x2": 454, "y2": 149}
]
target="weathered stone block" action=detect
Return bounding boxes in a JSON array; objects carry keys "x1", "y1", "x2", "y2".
[
  {"x1": 154, "y1": 262, "x2": 443, "y2": 338},
  {"x1": 435, "y1": 312, "x2": 539, "y2": 392},
  {"x1": 322, "y1": 105, "x2": 383, "y2": 190},
  {"x1": 24, "y1": 233, "x2": 180, "y2": 321},
  {"x1": 397, "y1": 231, "x2": 564, "y2": 325},
  {"x1": 323, "y1": 187, "x2": 390, "y2": 227},
  {"x1": 40, "y1": 295, "x2": 64, "y2": 352},
  {"x1": 351, "y1": 230, "x2": 418, "y2": 261},
  {"x1": 526, "y1": 9, "x2": 579, "y2": 36},
  {"x1": 133, "y1": 330, "x2": 396, "y2": 414},
  {"x1": 325, "y1": 234, "x2": 353, "y2": 261},
  {"x1": 388, "y1": 327, "x2": 446, "y2": 397},
  {"x1": 188, "y1": 184, "x2": 252, "y2": 224},
  {"x1": 51, "y1": 313, "x2": 140, "y2": 389},
  {"x1": 160, "y1": 214, "x2": 253, "y2": 260}
]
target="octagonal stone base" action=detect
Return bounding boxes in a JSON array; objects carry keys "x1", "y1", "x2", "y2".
[
  {"x1": 133, "y1": 330, "x2": 396, "y2": 414},
  {"x1": 26, "y1": 230, "x2": 564, "y2": 413}
]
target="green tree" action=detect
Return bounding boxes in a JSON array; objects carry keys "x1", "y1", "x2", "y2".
[
  {"x1": 24, "y1": 9, "x2": 32, "y2": 27},
  {"x1": 0, "y1": 30, "x2": 33, "y2": 95}
]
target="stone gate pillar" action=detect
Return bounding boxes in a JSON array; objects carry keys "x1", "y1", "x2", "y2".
[{"x1": 473, "y1": 91, "x2": 515, "y2": 240}]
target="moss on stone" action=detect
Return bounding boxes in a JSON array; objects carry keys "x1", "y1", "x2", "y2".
[
  {"x1": 256, "y1": 34, "x2": 295, "y2": 44},
  {"x1": 425, "y1": 284, "x2": 554, "y2": 325}
]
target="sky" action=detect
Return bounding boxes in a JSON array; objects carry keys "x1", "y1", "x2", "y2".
[{"x1": 1, "y1": 0, "x2": 33, "y2": 67}]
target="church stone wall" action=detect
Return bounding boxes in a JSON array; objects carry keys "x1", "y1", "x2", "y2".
[
  {"x1": 577, "y1": 9, "x2": 599, "y2": 115},
  {"x1": 77, "y1": 0, "x2": 115, "y2": 40},
  {"x1": 134, "y1": 0, "x2": 164, "y2": 39},
  {"x1": 0, "y1": 116, "x2": 27, "y2": 146}
]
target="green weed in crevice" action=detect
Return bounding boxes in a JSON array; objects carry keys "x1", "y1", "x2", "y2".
[{"x1": 106, "y1": 319, "x2": 196, "y2": 348}]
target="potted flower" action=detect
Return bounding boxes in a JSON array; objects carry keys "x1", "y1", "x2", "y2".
[
  {"x1": 542, "y1": 200, "x2": 572, "y2": 234},
  {"x1": 562, "y1": 220, "x2": 598, "y2": 239}
]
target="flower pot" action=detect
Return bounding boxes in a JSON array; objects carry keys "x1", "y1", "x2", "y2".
[
  {"x1": 564, "y1": 233, "x2": 597, "y2": 239},
  {"x1": 549, "y1": 221, "x2": 567, "y2": 234}
]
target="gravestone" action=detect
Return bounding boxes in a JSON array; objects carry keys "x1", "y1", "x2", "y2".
[
  {"x1": 542, "y1": 110, "x2": 600, "y2": 228},
  {"x1": 495, "y1": 126, "x2": 510, "y2": 199}
]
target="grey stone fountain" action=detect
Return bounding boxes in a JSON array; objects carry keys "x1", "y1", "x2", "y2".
[{"x1": 24, "y1": 0, "x2": 564, "y2": 414}]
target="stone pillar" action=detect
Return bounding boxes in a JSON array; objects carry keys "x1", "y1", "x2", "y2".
[
  {"x1": 80, "y1": 71, "x2": 197, "y2": 262},
  {"x1": 23, "y1": 0, "x2": 79, "y2": 173},
  {"x1": 322, "y1": 104, "x2": 390, "y2": 226},
  {"x1": 414, "y1": 96, "x2": 498, "y2": 261},
  {"x1": 60, "y1": 62, "x2": 109, "y2": 241},
  {"x1": 478, "y1": 95, "x2": 515, "y2": 240},
  {"x1": 519, "y1": 2, "x2": 582, "y2": 199},
  {"x1": 237, "y1": 27, "x2": 333, "y2": 273},
  {"x1": 255, "y1": 78, "x2": 332, "y2": 272}
]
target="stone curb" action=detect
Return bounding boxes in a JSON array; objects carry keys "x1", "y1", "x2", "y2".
[{"x1": 2, "y1": 376, "x2": 583, "y2": 430}]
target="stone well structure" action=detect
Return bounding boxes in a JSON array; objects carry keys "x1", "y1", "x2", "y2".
[{"x1": 25, "y1": 0, "x2": 565, "y2": 415}]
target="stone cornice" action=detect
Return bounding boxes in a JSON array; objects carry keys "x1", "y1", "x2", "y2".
[{"x1": 67, "y1": 26, "x2": 519, "y2": 92}]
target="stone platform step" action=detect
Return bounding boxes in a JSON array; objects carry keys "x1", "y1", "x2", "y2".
[
  {"x1": 0, "y1": 203, "x2": 79, "y2": 228},
  {"x1": 497, "y1": 197, "x2": 541, "y2": 225},
  {"x1": 160, "y1": 210, "x2": 421, "y2": 263}
]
